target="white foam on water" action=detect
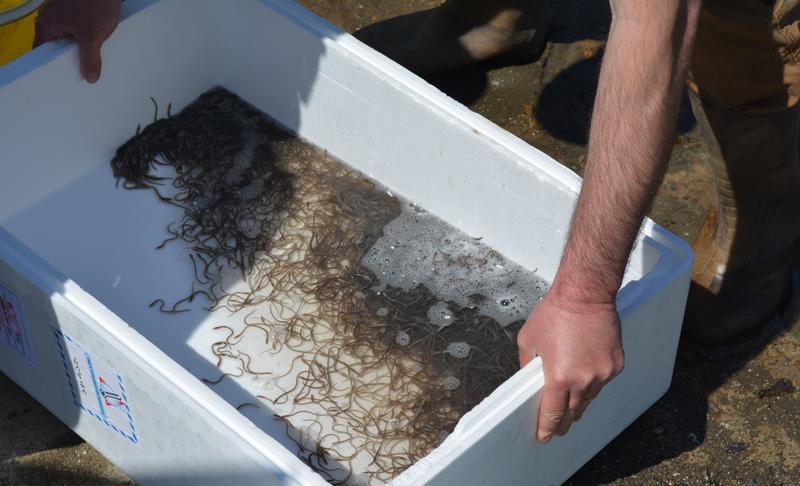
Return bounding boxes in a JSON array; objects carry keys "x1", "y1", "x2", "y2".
[
  {"x1": 427, "y1": 301, "x2": 455, "y2": 328},
  {"x1": 445, "y1": 341, "x2": 470, "y2": 359},
  {"x1": 442, "y1": 376, "x2": 461, "y2": 391},
  {"x1": 362, "y1": 204, "x2": 548, "y2": 326},
  {"x1": 394, "y1": 330, "x2": 411, "y2": 347}
]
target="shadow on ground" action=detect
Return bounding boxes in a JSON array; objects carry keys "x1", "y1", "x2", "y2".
[{"x1": 0, "y1": 373, "x2": 133, "y2": 485}]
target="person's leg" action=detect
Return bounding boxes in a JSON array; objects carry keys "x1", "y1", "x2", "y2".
[
  {"x1": 685, "y1": 0, "x2": 800, "y2": 343},
  {"x1": 354, "y1": 0, "x2": 550, "y2": 75}
]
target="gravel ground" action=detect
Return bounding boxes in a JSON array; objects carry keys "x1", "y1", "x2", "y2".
[{"x1": 1, "y1": 1, "x2": 798, "y2": 485}]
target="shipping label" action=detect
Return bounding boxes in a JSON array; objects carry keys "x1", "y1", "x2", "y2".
[{"x1": 53, "y1": 328, "x2": 138, "y2": 444}]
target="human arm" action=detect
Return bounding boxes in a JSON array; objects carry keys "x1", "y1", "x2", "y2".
[
  {"x1": 33, "y1": 0, "x2": 122, "y2": 83},
  {"x1": 517, "y1": 0, "x2": 702, "y2": 443}
]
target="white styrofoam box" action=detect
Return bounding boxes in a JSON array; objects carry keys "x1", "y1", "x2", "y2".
[{"x1": 0, "y1": 0, "x2": 693, "y2": 484}]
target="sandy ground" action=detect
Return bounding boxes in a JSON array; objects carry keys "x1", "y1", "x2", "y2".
[{"x1": 2, "y1": 1, "x2": 799, "y2": 484}]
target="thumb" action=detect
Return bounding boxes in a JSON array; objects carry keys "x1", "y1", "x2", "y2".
[
  {"x1": 518, "y1": 345, "x2": 537, "y2": 368},
  {"x1": 537, "y1": 385, "x2": 569, "y2": 444},
  {"x1": 79, "y1": 40, "x2": 103, "y2": 83}
]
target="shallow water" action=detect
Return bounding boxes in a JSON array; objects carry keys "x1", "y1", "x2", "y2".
[{"x1": 112, "y1": 87, "x2": 550, "y2": 485}]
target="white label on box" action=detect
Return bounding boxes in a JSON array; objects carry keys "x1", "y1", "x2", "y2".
[
  {"x1": 53, "y1": 329, "x2": 138, "y2": 444},
  {"x1": 0, "y1": 284, "x2": 35, "y2": 365}
]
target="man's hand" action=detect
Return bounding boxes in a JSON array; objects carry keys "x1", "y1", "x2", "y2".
[
  {"x1": 516, "y1": 0, "x2": 701, "y2": 445},
  {"x1": 34, "y1": 0, "x2": 122, "y2": 83},
  {"x1": 518, "y1": 287, "x2": 623, "y2": 444}
]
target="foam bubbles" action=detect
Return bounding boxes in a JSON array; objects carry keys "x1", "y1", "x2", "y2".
[
  {"x1": 446, "y1": 342, "x2": 471, "y2": 359},
  {"x1": 442, "y1": 376, "x2": 461, "y2": 391},
  {"x1": 272, "y1": 326, "x2": 287, "y2": 343},
  {"x1": 362, "y1": 205, "x2": 548, "y2": 326},
  {"x1": 394, "y1": 330, "x2": 411, "y2": 347},
  {"x1": 427, "y1": 302, "x2": 455, "y2": 328}
]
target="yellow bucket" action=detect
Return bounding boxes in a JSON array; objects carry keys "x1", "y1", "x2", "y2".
[{"x1": 0, "y1": 0, "x2": 42, "y2": 67}]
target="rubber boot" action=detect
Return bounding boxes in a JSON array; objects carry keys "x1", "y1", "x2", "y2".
[
  {"x1": 353, "y1": 0, "x2": 550, "y2": 76},
  {"x1": 684, "y1": 93, "x2": 800, "y2": 344}
]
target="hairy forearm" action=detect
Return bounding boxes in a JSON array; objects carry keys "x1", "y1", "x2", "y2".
[{"x1": 552, "y1": 0, "x2": 701, "y2": 304}]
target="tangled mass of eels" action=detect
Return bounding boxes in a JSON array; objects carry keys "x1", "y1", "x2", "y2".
[{"x1": 111, "y1": 87, "x2": 548, "y2": 485}]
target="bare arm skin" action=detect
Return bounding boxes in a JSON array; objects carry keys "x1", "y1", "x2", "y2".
[{"x1": 517, "y1": 0, "x2": 702, "y2": 444}]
